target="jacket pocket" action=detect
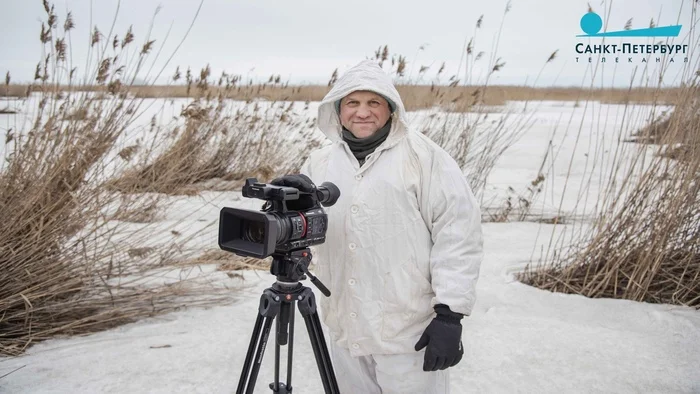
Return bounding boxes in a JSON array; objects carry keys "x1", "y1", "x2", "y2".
[{"x1": 380, "y1": 259, "x2": 433, "y2": 341}]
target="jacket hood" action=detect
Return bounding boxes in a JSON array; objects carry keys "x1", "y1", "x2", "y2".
[{"x1": 317, "y1": 60, "x2": 410, "y2": 146}]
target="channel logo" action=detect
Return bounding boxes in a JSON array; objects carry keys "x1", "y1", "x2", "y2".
[{"x1": 578, "y1": 12, "x2": 681, "y2": 37}]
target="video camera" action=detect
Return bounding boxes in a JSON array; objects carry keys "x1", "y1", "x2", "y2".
[
  {"x1": 218, "y1": 177, "x2": 340, "y2": 259},
  {"x1": 221, "y1": 177, "x2": 343, "y2": 392}
]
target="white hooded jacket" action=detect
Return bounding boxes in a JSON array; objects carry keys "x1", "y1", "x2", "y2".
[{"x1": 301, "y1": 60, "x2": 483, "y2": 357}]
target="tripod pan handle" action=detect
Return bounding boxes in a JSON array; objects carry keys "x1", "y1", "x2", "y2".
[{"x1": 310, "y1": 276, "x2": 331, "y2": 297}]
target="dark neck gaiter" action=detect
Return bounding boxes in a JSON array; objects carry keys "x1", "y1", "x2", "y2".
[{"x1": 341, "y1": 118, "x2": 392, "y2": 165}]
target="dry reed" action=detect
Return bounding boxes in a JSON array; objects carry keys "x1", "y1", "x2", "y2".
[
  {"x1": 0, "y1": 1, "x2": 232, "y2": 356},
  {"x1": 1, "y1": 83, "x2": 684, "y2": 107},
  {"x1": 108, "y1": 72, "x2": 324, "y2": 195},
  {"x1": 515, "y1": 0, "x2": 699, "y2": 307},
  {"x1": 518, "y1": 71, "x2": 699, "y2": 308}
]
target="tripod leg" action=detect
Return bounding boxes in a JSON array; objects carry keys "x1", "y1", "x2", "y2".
[
  {"x1": 273, "y1": 320, "x2": 281, "y2": 392},
  {"x1": 309, "y1": 312, "x2": 340, "y2": 393},
  {"x1": 238, "y1": 290, "x2": 282, "y2": 394},
  {"x1": 271, "y1": 301, "x2": 296, "y2": 394},
  {"x1": 301, "y1": 314, "x2": 332, "y2": 394},
  {"x1": 237, "y1": 314, "x2": 264, "y2": 394},
  {"x1": 244, "y1": 316, "x2": 274, "y2": 394},
  {"x1": 286, "y1": 302, "x2": 295, "y2": 391},
  {"x1": 271, "y1": 300, "x2": 291, "y2": 393},
  {"x1": 298, "y1": 289, "x2": 340, "y2": 394}
]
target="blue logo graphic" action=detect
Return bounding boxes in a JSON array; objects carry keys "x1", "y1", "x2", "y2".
[{"x1": 578, "y1": 12, "x2": 681, "y2": 37}]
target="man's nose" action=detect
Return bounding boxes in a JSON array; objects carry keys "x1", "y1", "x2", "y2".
[{"x1": 356, "y1": 105, "x2": 371, "y2": 118}]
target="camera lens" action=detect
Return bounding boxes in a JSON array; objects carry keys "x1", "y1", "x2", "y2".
[
  {"x1": 244, "y1": 221, "x2": 265, "y2": 243},
  {"x1": 273, "y1": 212, "x2": 306, "y2": 244}
]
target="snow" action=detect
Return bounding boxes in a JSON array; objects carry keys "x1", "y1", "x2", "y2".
[
  {"x1": 2, "y1": 223, "x2": 698, "y2": 393},
  {"x1": 1, "y1": 99, "x2": 698, "y2": 393}
]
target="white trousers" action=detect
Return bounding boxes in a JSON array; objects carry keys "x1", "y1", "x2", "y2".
[{"x1": 329, "y1": 341, "x2": 449, "y2": 394}]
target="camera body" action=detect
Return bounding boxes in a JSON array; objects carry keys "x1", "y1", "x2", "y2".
[{"x1": 218, "y1": 178, "x2": 339, "y2": 259}]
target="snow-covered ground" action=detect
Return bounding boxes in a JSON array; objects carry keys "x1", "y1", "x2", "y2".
[
  {"x1": 1, "y1": 99, "x2": 698, "y2": 393},
  {"x1": 1, "y1": 222, "x2": 698, "y2": 393}
]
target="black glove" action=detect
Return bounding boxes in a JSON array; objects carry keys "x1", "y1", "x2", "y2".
[
  {"x1": 414, "y1": 304, "x2": 464, "y2": 371},
  {"x1": 270, "y1": 174, "x2": 315, "y2": 192},
  {"x1": 270, "y1": 174, "x2": 316, "y2": 210}
]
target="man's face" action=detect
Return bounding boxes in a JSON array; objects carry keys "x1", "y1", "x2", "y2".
[{"x1": 339, "y1": 91, "x2": 392, "y2": 139}]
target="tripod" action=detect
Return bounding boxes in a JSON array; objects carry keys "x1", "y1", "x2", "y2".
[{"x1": 236, "y1": 248, "x2": 340, "y2": 394}]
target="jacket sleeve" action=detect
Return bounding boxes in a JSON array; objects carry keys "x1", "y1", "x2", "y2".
[
  {"x1": 420, "y1": 150, "x2": 483, "y2": 316},
  {"x1": 299, "y1": 156, "x2": 312, "y2": 179},
  {"x1": 299, "y1": 146, "x2": 331, "y2": 184}
]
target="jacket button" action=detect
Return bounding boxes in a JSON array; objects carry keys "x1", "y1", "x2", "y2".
[
  {"x1": 355, "y1": 175, "x2": 362, "y2": 181},
  {"x1": 350, "y1": 312, "x2": 357, "y2": 318},
  {"x1": 352, "y1": 343, "x2": 360, "y2": 350},
  {"x1": 348, "y1": 243, "x2": 356, "y2": 250},
  {"x1": 350, "y1": 205, "x2": 359, "y2": 214},
  {"x1": 348, "y1": 279, "x2": 356, "y2": 286}
]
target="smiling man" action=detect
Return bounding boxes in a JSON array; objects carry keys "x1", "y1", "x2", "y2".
[
  {"x1": 271, "y1": 59, "x2": 483, "y2": 393},
  {"x1": 335, "y1": 90, "x2": 395, "y2": 167},
  {"x1": 339, "y1": 90, "x2": 393, "y2": 136}
]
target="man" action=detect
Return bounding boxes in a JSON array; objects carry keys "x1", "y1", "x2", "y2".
[{"x1": 273, "y1": 60, "x2": 483, "y2": 393}]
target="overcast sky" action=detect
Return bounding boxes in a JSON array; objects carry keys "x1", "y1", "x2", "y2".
[{"x1": 1, "y1": 0, "x2": 697, "y2": 87}]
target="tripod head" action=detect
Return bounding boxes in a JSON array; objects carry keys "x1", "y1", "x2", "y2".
[{"x1": 270, "y1": 248, "x2": 331, "y2": 297}]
